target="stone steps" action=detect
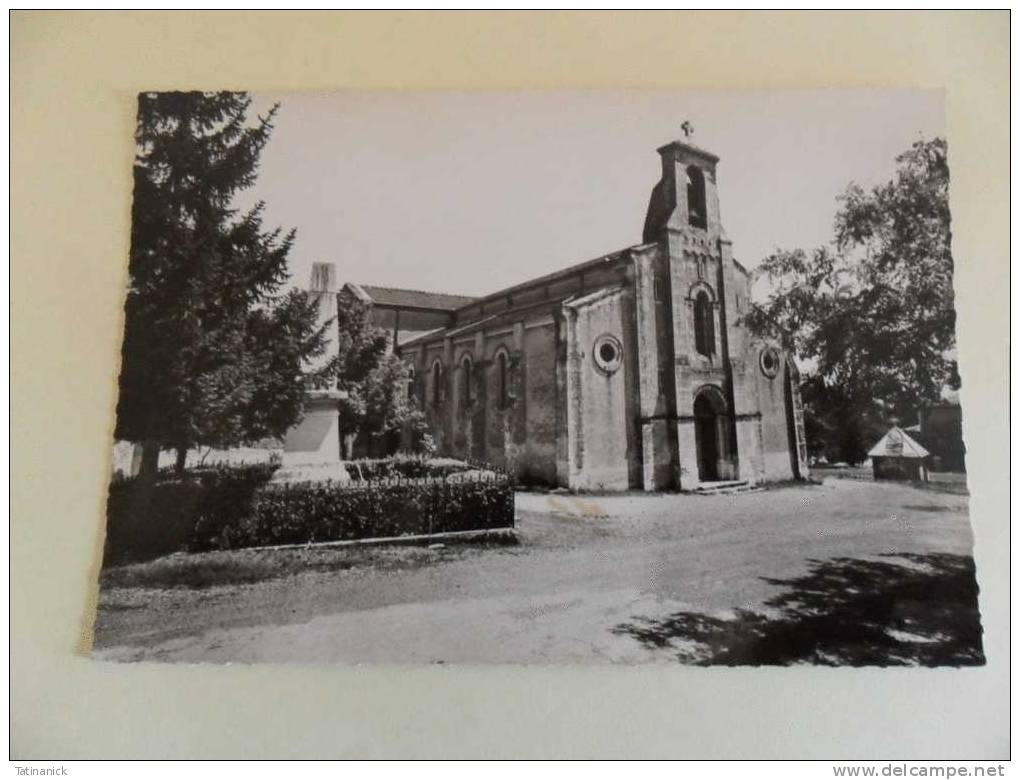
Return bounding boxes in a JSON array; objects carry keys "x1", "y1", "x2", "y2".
[{"x1": 689, "y1": 480, "x2": 761, "y2": 496}]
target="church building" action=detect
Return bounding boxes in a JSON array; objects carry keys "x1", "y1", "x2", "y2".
[{"x1": 305, "y1": 137, "x2": 809, "y2": 491}]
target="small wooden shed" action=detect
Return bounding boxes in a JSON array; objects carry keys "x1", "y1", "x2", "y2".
[{"x1": 868, "y1": 426, "x2": 930, "y2": 482}]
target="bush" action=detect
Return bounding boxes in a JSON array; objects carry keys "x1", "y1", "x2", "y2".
[
  {"x1": 191, "y1": 475, "x2": 514, "y2": 551},
  {"x1": 103, "y1": 463, "x2": 279, "y2": 564}
]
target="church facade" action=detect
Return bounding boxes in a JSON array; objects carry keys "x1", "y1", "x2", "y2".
[{"x1": 313, "y1": 138, "x2": 808, "y2": 491}]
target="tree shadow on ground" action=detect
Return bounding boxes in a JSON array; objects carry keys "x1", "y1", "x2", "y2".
[{"x1": 613, "y1": 554, "x2": 984, "y2": 666}]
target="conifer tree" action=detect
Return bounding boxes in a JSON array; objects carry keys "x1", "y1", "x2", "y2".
[{"x1": 115, "y1": 91, "x2": 334, "y2": 478}]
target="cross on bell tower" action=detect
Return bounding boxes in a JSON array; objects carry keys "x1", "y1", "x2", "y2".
[{"x1": 681, "y1": 120, "x2": 694, "y2": 139}]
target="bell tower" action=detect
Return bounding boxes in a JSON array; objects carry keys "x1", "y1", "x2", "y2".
[
  {"x1": 642, "y1": 140, "x2": 723, "y2": 244},
  {"x1": 641, "y1": 134, "x2": 742, "y2": 489}
]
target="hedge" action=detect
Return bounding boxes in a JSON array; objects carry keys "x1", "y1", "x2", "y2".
[
  {"x1": 192, "y1": 474, "x2": 514, "y2": 552},
  {"x1": 103, "y1": 461, "x2": 514, "y2": 563},
  {"x1": 103, "y1": 462, "x2": 279, "y2": 564}
]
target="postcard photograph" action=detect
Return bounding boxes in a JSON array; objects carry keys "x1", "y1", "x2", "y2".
[{"x1": 92, "y1": 89, "x2": 981, "y2": 666}]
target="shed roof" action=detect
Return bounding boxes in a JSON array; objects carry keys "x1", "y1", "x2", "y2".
[
  {"x1": 357, "y1": 284, "x2": 477, "y2": 311},
  {"x1": 868, "y1": 426, "x2": 930, "y2": 459}
]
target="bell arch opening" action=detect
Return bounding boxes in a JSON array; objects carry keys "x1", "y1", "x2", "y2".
[{"x1": 686, "y1": 165, "x2": 708, "y2": 230}]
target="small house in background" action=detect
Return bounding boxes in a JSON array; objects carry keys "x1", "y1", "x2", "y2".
[{"x1": 868, "y1": 426, "x2": 930, "y2": 482}]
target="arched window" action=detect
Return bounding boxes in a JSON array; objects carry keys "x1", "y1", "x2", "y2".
[
  {"x1": 694, "y1": 291, "x2": 715, "y2": 357},
  {"x1": 461, "y1": 355, "x2": 474, "y2": 406},
  {"x1": 497, "y1": 351, "x2": 509, "y2": 409},
  {"x1": 432, "y1": 360, "x2": 442, "y2": 405},
  {"x1": 686, "y1": 165, "x2": 707, "y2": 230}
]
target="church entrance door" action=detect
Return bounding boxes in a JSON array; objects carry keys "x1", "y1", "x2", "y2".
[{"x1": 694, "y1": 386, "x2": 731, "y2": 482}]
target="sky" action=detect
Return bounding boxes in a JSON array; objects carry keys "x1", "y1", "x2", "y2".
[{"x1": 238, "y1": 89, "x2": 945, "y2": 297}]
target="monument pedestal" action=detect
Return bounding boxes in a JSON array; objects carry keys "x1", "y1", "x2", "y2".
[{"x1": 272, "y1": 390, "x2": 351, "y2": 484}]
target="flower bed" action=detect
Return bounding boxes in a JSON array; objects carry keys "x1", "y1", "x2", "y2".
[{"x1": 342, "y1": 454, "x2": 473, "y2": 482}]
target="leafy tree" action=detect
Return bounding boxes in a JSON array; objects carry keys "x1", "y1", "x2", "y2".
[
  {"x1": 334, "y1": 296, "x2": 425, "y2": 458},
  {"x1": 115, "y1": 91, "x2": 335, "y2": 479},
  {"x1": 798, "y1": 375, "x2": 887, "y2": 465},
  {"x1": 744, "y1": 138, "x2": 956, "y2": 463}
]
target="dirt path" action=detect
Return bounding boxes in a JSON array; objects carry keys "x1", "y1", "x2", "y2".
[{"x1": 92, "y1": 479, "x2": 975, "y2": 664}]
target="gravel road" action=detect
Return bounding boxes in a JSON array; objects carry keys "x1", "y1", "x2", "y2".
[{"x1": 92, "y1": 478, "x2": 976, "y2": 664}]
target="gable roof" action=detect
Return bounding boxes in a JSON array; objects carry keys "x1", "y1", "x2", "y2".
[
  {"x1": 357, "y1": 284, "x2": 477, "y2": 311},
  {"x1": 868, "y1": 426, "x2": 930, "y2": 459}
]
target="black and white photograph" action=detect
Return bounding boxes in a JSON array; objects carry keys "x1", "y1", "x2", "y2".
[{"x1": 92, "y1": 89, "x2": 981, "y2": 667}]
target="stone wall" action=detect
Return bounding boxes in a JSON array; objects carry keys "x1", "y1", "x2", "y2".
[
  {"x1": 632, "y1": 243, "x2": 677, "y2": 490},
  {"x1": 399, "y1": 252, "x2": 638, "y2": 489},
  {"x1": 520, "y1": 320, "x2": 559, "y2": 484},
  {"x1": 561, "y1": 287, "x2": 635, "y2": 491},
  {"x1": 405, "y1": 308, "x2": 564, "y2": 485}
]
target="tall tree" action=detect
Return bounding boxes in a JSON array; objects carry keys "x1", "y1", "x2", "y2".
[
  {"x1": 115, "y1": 91, "x2": 334, "y2": 478},
  {"x1": 743, "y1": 138, "x2": 956, "y2": 463}
]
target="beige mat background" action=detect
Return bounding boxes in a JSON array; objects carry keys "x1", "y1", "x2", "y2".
[{"x1": 11, "y1": 11, "x2": 1009, "y2": 758}]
